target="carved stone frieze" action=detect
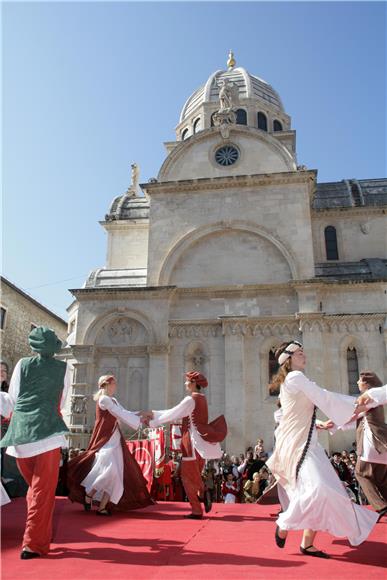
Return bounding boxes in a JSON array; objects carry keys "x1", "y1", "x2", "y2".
[
  {"x1": 222, "y1": 319, "x2": 299, "y2": 337},
  {"x1": 297, "y1": 313, "x2": 385, "y2": 334},
  {"x1": 147, "y1": 344, "x2": 170, "y2": 355},
  {"x1": 169, "y1": 324, "x2": 222, "y2": 339},
  {"x1": 96, "y1": 317, "x2": 148, "y2": 346},
  {"x1": 94, "y1": 345, "x2": 148, "y2": 355},
  {"x1": 70, "y1": 395, "x2": 88, "y2": 415}
]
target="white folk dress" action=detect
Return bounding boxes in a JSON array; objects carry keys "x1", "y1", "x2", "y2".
[
  {"x1": 266, "y1": 371, "x2": 378, "y2": 546},
  {"x1": 81, "y1": 397, "x2": 140, "y2": 505},
  {"x1": 0, "y1": 481, "x2": 10, "y2": 506}
]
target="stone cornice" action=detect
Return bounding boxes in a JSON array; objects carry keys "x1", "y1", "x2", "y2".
[
  {"x1": 70, "y1": 286, "x2": 177, "y2": 300},
  {"x1": 312, "y1": 207, "x2": 386, "y2": 217},
  {"x1": 100, "y1": 221, "x2": 149, "y2": 230},
  {"x1": 290, "y1": 279, "x2": 387, "y2": 290},
  {"x1": 141, "y1": 170, "x2": 317, "y2": 196},
  {"x1": 176, "y1": 283, "x2": 295, "y2": 297},
  {"x1": 70, "y1": 280, "x2": 385, "y2": 304}
]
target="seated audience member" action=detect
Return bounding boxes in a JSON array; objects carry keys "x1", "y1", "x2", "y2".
[
  {"x1": 243, "y1": 472, "x2": 261, "y2": 503},
  {"x1": 222, "y1": 473, "x2": 239, "y2": 504}
]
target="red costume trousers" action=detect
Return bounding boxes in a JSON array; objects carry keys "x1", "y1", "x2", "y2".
[
  {"x1": 181, "y1": 452, "x2": 205, "y2": 515},
  {"x1": 17, "y1": 447, "x2": 61, "y2": 555}
]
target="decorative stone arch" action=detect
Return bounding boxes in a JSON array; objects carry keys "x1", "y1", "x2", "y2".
[
  {"x1": 83, "y1": 308, "x2": 156, "y2": 346},
  {"x1": 157, "y1": 220, "x2": 299, "y2": 286},
  {"x1": 158, "y1": 125, "x2": 296, "y2": 181},
  {"x1": 339, "y1": 335, "x2": 368, "y2": 396}
]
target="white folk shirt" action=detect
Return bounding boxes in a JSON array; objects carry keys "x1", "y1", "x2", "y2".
[
  {"x1": 333, "y1": 383, "x2": 387, "y2": 464},
  {"x1": 367, "y1": 385, "x2": 387, "y2": 407},
  {"x1": 98, "y1": 395, "x2": 141, "y2": 430},
  {"x1": 149, "y1": 395, "x2": 223, "y2": 461},
  {"x1": 0, "y1": 359, "x2": 71, "y2": 458}
]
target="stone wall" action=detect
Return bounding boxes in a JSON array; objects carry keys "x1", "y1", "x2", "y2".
[
  {"x1": 0, "y1": 278, "x2": 67, "y2": 373},
  {"x1": 312, "y1": 210, "x2": 386, "y2": 262}
]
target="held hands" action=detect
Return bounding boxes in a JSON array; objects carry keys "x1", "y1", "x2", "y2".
[
  {"x1": 138, "y1": 410, "x2": 154, "y2": 426},
  {"x1": 356, "y1": 392, "x2": 373, "y2": 406},
  {"x1": 316, "y1": 419, "x2": 334, "y2": 430}
]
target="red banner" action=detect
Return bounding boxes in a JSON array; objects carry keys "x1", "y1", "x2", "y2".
[
  {"x1": 148, "y1": 427, "x2": 165, "y2": 470},
  {"x1": 170, "y1": 423, "x2": 182, "y2": 453},
  {"x1": 126, "y1": 440, "x2": 154, "y2": 491}
]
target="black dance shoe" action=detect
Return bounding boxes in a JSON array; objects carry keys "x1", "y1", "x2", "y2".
[
  {"x1": 275, "y1": 525, "x2": 287, "y2": 548},
  {"x1": 183, "y1": 513, "x2": 203, "y2": 520},
  {"x1": 20, "y1": 550, "x2": 41, "y2": 560},
  {"x1": 96, "y1": 508, "x2": 112, "y2": 516},
  {"x1": 83, "y1": 494, "x2": 93, "y2": 512},
  {"x1": 300, "y1": 545, "x2": 330, "y2": 559},
  {"x1": 201, "y1": 494, "x2": 212, "y2": 513}
]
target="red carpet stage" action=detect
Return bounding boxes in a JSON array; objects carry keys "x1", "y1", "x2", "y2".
[{"x1": 2, "y1": 498, "x2": 386, "y2": 579}]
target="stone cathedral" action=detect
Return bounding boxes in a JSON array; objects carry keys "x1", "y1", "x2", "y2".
[{"x1": 66, "y1": 53, "x2": 387, "y2": 453}]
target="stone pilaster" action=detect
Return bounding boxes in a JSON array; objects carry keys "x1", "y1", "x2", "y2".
[
  {"x1": 222, "y1": 319, "x2": 246, "y2": 454},
  {"x1": 147, "y1": 345, "x2": 170, "y2": 409}
]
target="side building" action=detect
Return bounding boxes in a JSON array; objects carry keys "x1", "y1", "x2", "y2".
[{"x1": 0, "y1": 276, "x2": 67, "y2": 373}]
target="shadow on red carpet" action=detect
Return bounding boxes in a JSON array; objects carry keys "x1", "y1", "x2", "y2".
[{"x1": 2, "y1": 497, "x2": 386, "y2": 579}]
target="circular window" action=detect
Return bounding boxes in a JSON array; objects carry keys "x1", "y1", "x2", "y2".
[{"x1": 214, "y1": 145, "x2": 239, "y2": 166}]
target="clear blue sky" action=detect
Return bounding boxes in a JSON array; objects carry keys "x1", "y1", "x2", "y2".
[{"x1": 2, "y1": 1, "x2": 386, "y2": 320}]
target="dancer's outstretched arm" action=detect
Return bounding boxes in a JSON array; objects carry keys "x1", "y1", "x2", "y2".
[
  {"x1": 286, "y1": 370, "x2": 356, "y2": 426},
  {"x1": 149, "y1": 396, "x2": 195, "y2": 428},
  {"x1": 99, "y1": 395, "x2": 141, "y2": 430},
  {"x1": 357, "y1": 384, "x2": 387, "y2": 407}
]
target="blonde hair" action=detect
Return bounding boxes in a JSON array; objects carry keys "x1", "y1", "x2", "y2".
[{"x1": 93, "y1": 374, "x2": 115, "y2": 401}]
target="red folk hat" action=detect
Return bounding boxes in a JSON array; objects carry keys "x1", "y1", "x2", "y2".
[{"x1": 185, "y1": 371, "x2": 208, "y2": 388}]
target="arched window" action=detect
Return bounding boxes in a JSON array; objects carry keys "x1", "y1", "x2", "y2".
[
  {"x1": 273, "y1": 120, "x2": 283, "y2": 132},
  {"x1": 236, "y1": 109, "x2": 247, "y2": 125},
  {"x1": 347, "y1": 347, "x2": 359, "y2": 395},
  {"x1": 257, "y1": 112, "x2": 267, "y2": 131},
  {"x1": 268, "y1": 348, "x2": 279, "y2": 394},
  {"x1": 181, "y1": 128, "x2": 189, "y2": 140},
  {"x1": 193, "y1": 118, "x2": 201, "y2": 134},
  {"x1": 324, "y1": 226, "x2": 339, "y2": 260}
]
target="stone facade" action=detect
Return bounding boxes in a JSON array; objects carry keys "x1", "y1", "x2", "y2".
[
  {"x1": 66, "y1": 58, "x2": 387, "y2": 454},
  {"x1": 0, "y1": 276, "x2": 67, "y2": 373}
]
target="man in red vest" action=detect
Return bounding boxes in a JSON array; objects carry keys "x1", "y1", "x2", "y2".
[{"x1": 149, "y1": 371, "x2": 227, "y2": 519}]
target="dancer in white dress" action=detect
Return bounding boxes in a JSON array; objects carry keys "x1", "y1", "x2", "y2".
[
  {"x1": 67, "y1": 375, "x2": 151, "y2": 515},
  {"x1": 266, "y1": 341, "x2": 378, "y2": 558}
]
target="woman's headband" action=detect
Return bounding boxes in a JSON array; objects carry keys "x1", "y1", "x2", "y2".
[{"x1": 278, "y1": 341, "x2": 303, "y2": 366}]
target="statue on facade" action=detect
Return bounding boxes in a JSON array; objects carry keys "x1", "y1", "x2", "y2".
[
  {"x1": 218, "y1": 78, "x2": 238, "y2": 112},
  {"x1": 212, "y1": 78, "x2": 239, "y2": 139},
  {"x1": 126, "y1": 163, "x2": 140, "y2": 197}
]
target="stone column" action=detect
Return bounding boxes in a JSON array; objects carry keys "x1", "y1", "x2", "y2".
[
  {"x1": 67, "y1": 345, "x2": 94, "y2": 448},
  {"x1": 222, "y1": 320, "x2": 246, "y2": 454},
  {"x1": 148, "y1": 345, "x2": 170, "y2": 410}
]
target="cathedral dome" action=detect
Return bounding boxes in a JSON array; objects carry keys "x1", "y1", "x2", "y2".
[
  {"x1": 105, "y1": 195, "x2": 149, "y2": 222},
  {"x1": 180, "y1": 66, "x2": 284, "y2": 123},
  {"x1": 176, "y1": 52, "x2": 290, "y2": 140}
]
